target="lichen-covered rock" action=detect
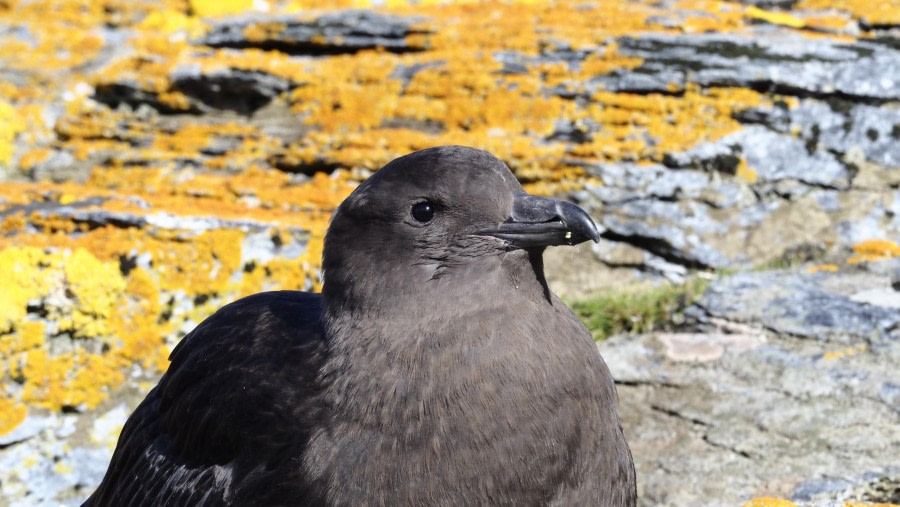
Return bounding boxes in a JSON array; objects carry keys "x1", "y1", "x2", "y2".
[
  {"x1": 198, "y1": 10, "x2": 428, "y2": 55},
  {"x1": 94, "y1": 66, "x2": 296, "y2": 115},
  {"x1": 2, "y1": 0, "x2": 900, "y2": 504},
  {"x1": 663, "y1": 125, "x2": 852, "y2": 189}
]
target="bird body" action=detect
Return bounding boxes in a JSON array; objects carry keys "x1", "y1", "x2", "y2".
[{"x1": 86, "y1": 146, "x2": 635, "y2": 506}]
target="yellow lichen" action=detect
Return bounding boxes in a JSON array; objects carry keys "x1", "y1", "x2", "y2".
[
  {"x1": 0, "y1": 397, "x2": 26, "y2": 436},
  {"x1": 848, "y1": 239, "x2": 900, "y2": 264},
  {"x1": 745, "y1": 6, "x2": 805, "y2": 28},
  {"x1": 806, "y1": 263, "x2": 839, "y2": 273},
  {"x1": 0, "y1": 246, "x2": 149, "y2": 411},
  {"x1": 0, "y1": 99, "x2": 24, "y2": 166},
  {"x1": 736, "y1": 158, "x2": 759, "y2": 183},
  {"x1": 822, "y1": 344, "x2": 866, "y2": 361},
  {"x1": 796, "y1": 0, "x2": 900, "y2": 26},
  {"x1": 189, "y1": 0, "x2": 255, "y2": 18},
  {"x1": 136, "y1": 9, "x2": 205, "y2": 37},
  {"x1": 742, "y1": 498, "x2": 797, "y2": 507}
]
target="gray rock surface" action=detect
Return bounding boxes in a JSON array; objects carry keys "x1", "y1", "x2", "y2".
[
  {"x1": 588, "y1": 29, "x2": 900, "y2": 102},
  {"x1": 664, "y1": 125, "x2": 852, "y2": 189},
  {"x1": 581, "y1": 161, "x2": 892, "y2": 277},
  {"x1": 603, "y1": 263, "x2": 900, "y2": 506},
  {"x1": 737, "y1": 99, "x2": 900, "y2": 171},
  {"x1": 170, "y1": 65, "x2": 294, "y2": 114},
  {"x1": 0, "y1": 405, "x2": 133, "y2": 507},
  {"x1": 198, "y1": 10, "x2": 427, "y2": 55},
  {"x1": 94, "y1": 66, "x2": 296, "y2": 115}
]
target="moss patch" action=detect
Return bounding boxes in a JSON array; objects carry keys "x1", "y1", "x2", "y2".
[{"x1": 568, "y1": 278, "x2": 710, "y2": 341}]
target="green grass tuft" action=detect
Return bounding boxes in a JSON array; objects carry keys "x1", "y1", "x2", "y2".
[{"x1": 568, "y1": 278, "x2": 710, "y2": 341}]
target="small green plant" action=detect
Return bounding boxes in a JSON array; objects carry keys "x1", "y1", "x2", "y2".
[{"x1": 569, "y1": 278, "x2": 710, "y2": 341}]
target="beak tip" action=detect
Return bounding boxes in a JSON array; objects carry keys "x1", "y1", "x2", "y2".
[{"x1": 590, "y1": 222, "x2": 603, "y2": 243}]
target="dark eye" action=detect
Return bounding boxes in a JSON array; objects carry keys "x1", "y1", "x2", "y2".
[{"x1": 411, "y1": 201, "x2": 435, "y2": 223}]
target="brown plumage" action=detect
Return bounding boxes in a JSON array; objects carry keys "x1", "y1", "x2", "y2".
[{"x1": 85, "y1": 146, "x2": 635, "y2": 506}]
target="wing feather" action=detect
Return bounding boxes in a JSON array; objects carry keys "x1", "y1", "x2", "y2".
[{"x1": 84, "y1": 291, "x2": 327, "y2": 506}]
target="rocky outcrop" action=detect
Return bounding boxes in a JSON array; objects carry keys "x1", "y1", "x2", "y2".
[
  {"x1": 199, "y1": 10, "x2": 428, "y2": 55},
  {"x1": 603, "y1": 261, "x2": 900, "y2": 506},
  {"x1": 590, "y1": 31, "x2": 900, "y2": 102},
  {"x1": 1, "y1": 0, "x2": 899, "y2": 505}
]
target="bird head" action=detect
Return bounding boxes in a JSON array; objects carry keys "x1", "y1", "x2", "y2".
[{"x1": 321, "y1": 145, "x2": 600, "y2": 314}]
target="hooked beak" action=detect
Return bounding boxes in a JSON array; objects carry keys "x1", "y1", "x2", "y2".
[{"x1": 475, "y1": 192, "x2": 601, "y2": 249}]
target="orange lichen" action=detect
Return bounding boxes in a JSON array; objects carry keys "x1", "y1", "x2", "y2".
[
  {"x1": 745, "y1": 6, "x2": 805, "y2": 28},
  {"x1": 0, "y1": 246, "x2": 156, "y2": 412},
  {"x1": 742, "y1": 498, "x2": 797, "y2": 507},
  {"x1": 0, "y1": 99, "x2": 24, "y2": 165},
  {"x1": 189, "y1": 0, "x2": 255, "y2": 18},
  {"x1": 735, "y1": 158, "x2": 759, "y2": 183},
  {"x1": 0, "y1": 397, "x2": 26, "y2": 436},
  {"x1": 848, "y1": 239, "x2": 900, "y2": 264},
  {"x1": 796, "y1": 0, "x2": 900, "y2": 26},
  {"x1": 807, "y1": 263, "x2": 839, "y2": 273}
]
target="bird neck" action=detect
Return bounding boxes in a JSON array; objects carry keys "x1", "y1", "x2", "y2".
[
  {"x1": 319, "y1": 249, "x2": 560, "y2": 414},
  {"x1": 321, "y1": 248, "x2": 551, "y2": 331}
]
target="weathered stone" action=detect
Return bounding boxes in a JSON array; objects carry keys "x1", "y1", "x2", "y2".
[
  {"x1": 665, "y1": 125, "x2": 852, "y2": 189},
  {"x1": 600, "y1": 200, "x2": 732, "y2": 269},
  {"x1": 602, "y1": 267, "x2": 900, "y2": 506},
  {"x1": 170, "y1": 65, "x2": 294, "y2": 115},
  {"x1": 0, "y1": 415, "x2": 56, "y2": 447},
  {"x1": 2, "y1": 198, "x2": 310, "y2": 235},
  {"x1": 598, "y1": 29, "x2": 899, "y2": 101},
  {"x1": 686, "y1": 270, "x2": 900, "y2": 345},
  {"x1": 579, "y1": 144, "x2": 897, "y2": 276},
  {"x1": 742, "y1": 98, "x2": 900, "y2": 171},
  {"x1": 0, "y1": 410, "x2": 132, "y2": 506},
  {"x1": 656, "y1": 332, "x2": 766, "y2": 362},
  {"x1": 198, "y1": 10, "x2": 427, "y2": 55},
  {"x1": 93, "y1": 80, "x2": 197, "y2": 114},
  {"x1": 95, "y1": 66, "x2": 295, "y2": 115},
  {"x1": 16, "y1": 149, "x2": 87, "y2": 183}
]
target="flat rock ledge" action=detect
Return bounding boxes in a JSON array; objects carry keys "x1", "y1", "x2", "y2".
[{"x1": 604, "y1": 261, "x2": 900, "y2": 506}]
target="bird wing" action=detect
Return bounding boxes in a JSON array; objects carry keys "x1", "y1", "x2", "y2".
[{"x1": 84, "y1": 291, "x2": 327, "y2": 506}]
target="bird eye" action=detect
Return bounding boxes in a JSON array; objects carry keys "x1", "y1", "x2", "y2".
[{"x1": 411, "y1": 201, "x2": 435, "y2": 223}]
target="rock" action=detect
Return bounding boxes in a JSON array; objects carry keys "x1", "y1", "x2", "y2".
[
  {"x1": 850, "y1": 287, "x2": 900, "y2": 309},
  {"x1": 17, "y1": 149, "x2": 86, "y2": 183},
  {"x1": 600, "y1": 201, "x2": 732, "y2": 269},
  {"x1": 686, "y1": 269, "x2": 900, "y2": 345},
  {"x1": 89, "y1": 404, "x2": 129, "y2": 448},
  {"x1": 655, "y1": 332, "x2": 766, "y2": 362},
  {"x1": 588, "y1": 29, "x2": 900, "y2": 102},
  {"x1": 664, "y1": 125, "x2": 852, "y2": 189},
  {"x1": 603, "y1": 267, "x2": 900, "y2": 506},
  {"x1": 739, "y1": 98, "x2": 900, "y2": 171},
  {"x1": 95, "y1": 66, "x2": 295, "y2": 115},
  {"x1": 579, "y1": 142, "x2": 898, "y2": 274},
  {"x1": 2, "y1": 196, "x2": 310, "y2": 234},
  {"x1": 0, "y1": 412, "x2": 120, "y2": 506},
  {"x1": 93, "y1": 81, "x2": 200, "y2": 115},
  {"x1": 0, "y1": 415, "x2": 57, "y2": 447},
  {"x1": 170, "y1": 65, "x2": 294, "y2": 115},
  {"x1": 198, "y1": 10, "x2": 428, "y2": 55}
]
